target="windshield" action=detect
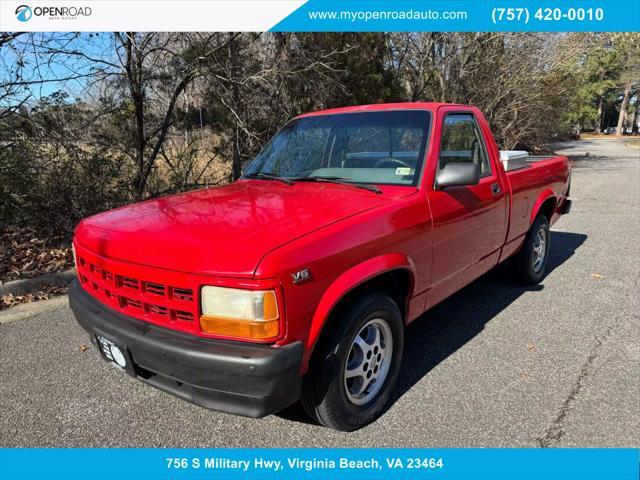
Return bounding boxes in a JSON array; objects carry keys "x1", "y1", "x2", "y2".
[{"x1": 244, "y1": 110, "x2": 430, "y2": 186}]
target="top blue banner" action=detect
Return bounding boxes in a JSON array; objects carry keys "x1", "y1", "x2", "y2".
[{"x1": 271, "y1": 0, "x2": 640, "y2": 32}]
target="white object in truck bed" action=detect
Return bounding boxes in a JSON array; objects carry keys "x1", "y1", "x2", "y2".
[
  {"x1": 500, "y1": 150, "x2": 529, "y2": 170},
  {"x1": 500, "y1": 151, "x2": 529, "y2": 161}
]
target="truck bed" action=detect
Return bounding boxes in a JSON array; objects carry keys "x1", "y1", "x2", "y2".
[
  {"x1": 503, "y1": 154, "x2": 570, "y2": 245},
  {"x1": 503, "y1": 156, "x2": 557, "y2": 172}
]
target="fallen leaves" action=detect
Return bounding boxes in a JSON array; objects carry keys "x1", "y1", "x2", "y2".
[
  {"x1": 0, "y1": 227, "x2": 73, "y2": 283},
  {"x1": 1, "y1": 286, "x2": 68, "y2": 310},
  {"x1": 591, "y1": 273, "x2": 606, "y2": 280},
  {"x1": 0, "y1": 228, "x2": 73, "y2": 310}
]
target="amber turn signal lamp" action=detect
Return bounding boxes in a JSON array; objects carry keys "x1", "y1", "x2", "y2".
[{"x1": 200, "y1": 315, "x2": 279, "y2": 340}]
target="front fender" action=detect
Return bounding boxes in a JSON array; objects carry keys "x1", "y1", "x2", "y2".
[{"x1": 304, "y1": 253, "x2": 416, "y2": 361}]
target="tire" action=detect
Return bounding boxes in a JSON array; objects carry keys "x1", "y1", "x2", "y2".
[
  {"x1": 511, "y1": 215, "x2": 551, "y2": 284},
  {"x1": 301, "y1": 293, "x2": 404, "y2": 431}
]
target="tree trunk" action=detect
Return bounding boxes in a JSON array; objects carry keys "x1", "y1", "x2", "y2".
[
  {"x1": 122, "y1": 33, "x2": 148, "y2": 200},
  {"x1": 632, "y1": 88, "x2": 640, "y2": 135},
  {"x1": 229, "y1": 34, "x2": 243, "y2": 181},
  {"x1": 594, "y1": 95, "x2": 604, "y2": 134},
  {"x1": 132, "y1": 90, "x2": 146, "y2": 198},
  {"x1": 232, "y1": 125, "x2": 242, "y2": 181},
  {"x1": 616, "y1": 81, "x2": 632, "y2": 135}
]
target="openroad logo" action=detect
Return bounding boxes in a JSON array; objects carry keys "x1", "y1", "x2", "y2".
[
  {"x1": 15, "y1": 4, "x2": 32, "y2": 22},
  {"x1": 14, "y1": 4, "x2": 92, "y2": 21}
]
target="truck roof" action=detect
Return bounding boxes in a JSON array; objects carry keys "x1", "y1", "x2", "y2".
[{"x1": 296, "y1": 102, "x2": 469, "y2": 119}]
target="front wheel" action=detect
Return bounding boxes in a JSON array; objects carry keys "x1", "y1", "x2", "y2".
[
  {"x1": 511, "y1": 215, "x2": 551, "y2": 284},
  {"x1": 301, "y1": 293, "x2": 404, "y2": 431}
]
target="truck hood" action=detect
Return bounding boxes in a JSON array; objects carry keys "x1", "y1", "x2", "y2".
[{"x1": 75, "y1": 180, "x2": 393, "y2": 276}]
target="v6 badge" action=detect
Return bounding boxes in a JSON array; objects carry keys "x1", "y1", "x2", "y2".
[{"x1": 291, "y1": 268, "x2": 312, "y2": 285}]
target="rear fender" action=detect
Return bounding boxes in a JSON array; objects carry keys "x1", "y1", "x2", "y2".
[
  {"x1": 304, "y1": 253, "x2": 415, "y2": 365},
  {"x1": 530, "y1": 189, "x2": 557, "y2": 225}
]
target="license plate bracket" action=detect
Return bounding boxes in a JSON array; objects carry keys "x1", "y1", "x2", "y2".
[{"x1": 95, "y1": 335, "x2": 136, "y2": 376}]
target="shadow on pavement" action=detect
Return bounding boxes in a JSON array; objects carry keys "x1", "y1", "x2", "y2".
[
  {"x1": 389, "y1": 231, "x2": 586, "y2": 405},
  {"x1": 277, "y1": 231, "x2": 587, "y2": 427}
]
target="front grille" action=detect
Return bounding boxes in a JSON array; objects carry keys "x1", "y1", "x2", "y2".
[
  {"x1": 173, "y1": 287, "x2": 194, "y2": 302},
  {"x1": 76, "y1": 255, "x2": 196, "y2": 326},
  {"x1": 145, "y1": 282, "x2": 166, "y2": 296},
  {"x1": 121, "y1": 276, "x2": 140, "y2": 290}
]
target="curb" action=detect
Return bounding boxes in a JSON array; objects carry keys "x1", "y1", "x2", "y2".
[
  {"x1": 0, "y1": 295, "x2": 69, "y2": 325},
  {"x1": 0, "y1": 269, "x2": 76, "y2": 297}
]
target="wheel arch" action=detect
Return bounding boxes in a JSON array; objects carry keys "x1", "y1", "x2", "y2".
[
  {"x1": 530, "y1": 189, "x2": 557, "y2": 224},
  {"x1": 303, "y1": 253, "x2": 415, "y2": 370}
]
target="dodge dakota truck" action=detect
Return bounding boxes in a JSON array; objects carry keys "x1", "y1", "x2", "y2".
[{"x1": 70, "y1": 103, "x2": 571, "y2": 431}]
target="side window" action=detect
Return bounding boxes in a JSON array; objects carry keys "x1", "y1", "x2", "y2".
[{"x1": 439, "y1": 114, "x2": 492, "y2": 178}]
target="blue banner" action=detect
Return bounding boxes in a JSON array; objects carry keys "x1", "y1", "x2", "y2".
[
  {"x1": 0, "y1": 448, "x2": 638, "y2": 480},
  {"x1": 271, "y1": 0, "x2": 640, "y2": 32}
]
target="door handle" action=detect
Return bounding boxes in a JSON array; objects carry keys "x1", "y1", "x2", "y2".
[{"x1": 491, "y1": 183, "x2": 501, "y2": 195}]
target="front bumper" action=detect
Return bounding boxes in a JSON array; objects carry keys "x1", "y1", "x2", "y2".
[{"x1": 69, "y1": 280, "x2": 303, "y2": 418}]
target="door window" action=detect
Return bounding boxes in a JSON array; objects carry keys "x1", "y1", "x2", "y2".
[{"x1": 439, "y1": 114, "x2": 492, "y2": 178}]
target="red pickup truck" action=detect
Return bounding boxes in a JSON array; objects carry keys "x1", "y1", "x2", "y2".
[{"x1": 70, "y1": 103, "x2": 571, "y2": 431}]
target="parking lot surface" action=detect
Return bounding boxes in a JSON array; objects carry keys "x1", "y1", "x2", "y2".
[{"x1": 1, "y1": 138, "x2": 638, "y2": 447}]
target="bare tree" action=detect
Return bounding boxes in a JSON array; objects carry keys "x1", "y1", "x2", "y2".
[
  {"x1": 614, "y1": 36, "x2": 640, "y2": 134},
  {"x1": 4, "y1": 31, "x2": 640, "y2": 238}
]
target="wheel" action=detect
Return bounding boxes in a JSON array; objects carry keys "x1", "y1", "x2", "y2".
[
  {"x1": 511, "y1": 215, "x2": 551, "y2": 284},
  {"x1": 301, "y1": 293, "x2": 404, "y2": 431}
]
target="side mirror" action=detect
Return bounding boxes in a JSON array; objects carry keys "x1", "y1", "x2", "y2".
[{"x1": 435, "y1": 162, "x2": 480, "y2": 189}]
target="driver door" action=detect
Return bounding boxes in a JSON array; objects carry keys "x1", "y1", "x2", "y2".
[{"x1": 426, "y1": 108, "x2": 508, "y2": 307}]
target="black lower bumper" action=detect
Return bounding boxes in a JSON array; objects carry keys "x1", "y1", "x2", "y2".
[
  {"x1": 560, "y1": 198, "x2": 572, "y2": 215},
  {"x1": 69, "y1": 280, "x2": 303, "y2": 418}
]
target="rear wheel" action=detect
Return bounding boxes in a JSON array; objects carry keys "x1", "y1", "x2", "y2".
[
  {"x1": 301, "y1": 293, "x2": 403, "y2": 431},
  {"x1": 511, "y1": 215, "x2": 551, "y2": 284}
]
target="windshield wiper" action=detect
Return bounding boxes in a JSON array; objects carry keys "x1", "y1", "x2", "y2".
[
  {"x1": 243, "y1": 172, "x2": 293, "y2": 185},
  {"x1": 293, "y1": 176, "x2": 382, "y2": 194},
  {"x1": 245, "y1": 172, "x2": 382, "y2": 193}
]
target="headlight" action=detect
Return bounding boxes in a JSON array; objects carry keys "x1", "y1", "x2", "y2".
[{"x1": 200, "y1": 286, "x2": 279, "y2": 340}]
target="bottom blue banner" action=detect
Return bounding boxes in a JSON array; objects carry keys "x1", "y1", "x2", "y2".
[{"x1": 0, "y1": 448, "x2": 638, "y2": 480}]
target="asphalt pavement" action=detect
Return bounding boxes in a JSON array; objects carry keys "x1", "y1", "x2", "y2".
[{"x1": 1, "y1": 138, "x2": 638, "y2": 447}]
